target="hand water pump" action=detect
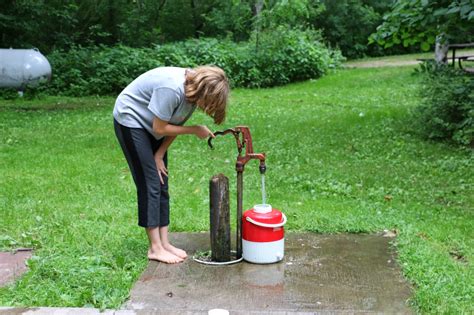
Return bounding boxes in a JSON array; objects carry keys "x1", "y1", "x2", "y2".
[{"x1": 208, "y1": 126, "x2": 266, "y2": 258}]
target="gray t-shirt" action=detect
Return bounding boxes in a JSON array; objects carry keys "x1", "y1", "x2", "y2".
[{"x1": 113, "y1": 67, "x2": 196, "y2": 139}]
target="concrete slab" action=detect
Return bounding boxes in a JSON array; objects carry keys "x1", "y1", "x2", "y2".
[
  {"x1": 0, "y1": 250, "x2": 32, "y2": 286},
  {"x1": 125, "y1": 232, "x2": 412, "y2": 314}
]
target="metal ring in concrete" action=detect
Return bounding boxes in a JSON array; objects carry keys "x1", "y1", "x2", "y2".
[{"x1": 192, "y1": 250, "x2": 243, "y2": 266}]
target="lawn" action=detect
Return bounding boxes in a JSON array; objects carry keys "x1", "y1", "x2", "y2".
[{"x1": 1, "y1": 66, "x2": 473, "y2": 313}]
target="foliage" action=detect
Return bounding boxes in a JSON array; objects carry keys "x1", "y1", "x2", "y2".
[
  {"x1": 201, "y1": 1, "x2": 254, "y2": 42},
  {"x1": 369, "y1": 1, "x2": 474, "y2": 146},
  {"x1": 41, "y1": 45, "x2": 159, "y2": 96},
  {"x1": 310, "y1": 0, "x2": 415, "y2": 59},
  {"x1": 415, "y1": 62, "x2": 474, "y2": 146},
  {"x1": 204, "y1": 0, "x2": 415, "y2": 59},
  {"x1": 29, "y1": 28, "x2": 342, "y2": 96},
  {"x1": 0, "y1": 1, "x2": 81, "y2": 52},
  {"x1": 0, "y1": 0, "x2": 194, "y2": 52},
  {"x1": 370, "y1": 0, "x2": 474, "y2": 51},
  {"x1": 1, "y1": 0, "x2": 409, "y2": 59},
  {"x1": 203, "y1": 0, "x2": 416, "y2": 59},
  {"x1": 1, "y1": 67, "x2": 473, "y2": 312},
  {"x1": 257, "y1": 0, "x2": 321, "y2": 30},
  {"x1": 245, "y1": 27, "x2": 343, "y2": 87}
]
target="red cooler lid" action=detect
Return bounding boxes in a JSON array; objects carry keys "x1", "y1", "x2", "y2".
[{"x1": 243, "y1": 204, "x2": 283, "y2": 224}]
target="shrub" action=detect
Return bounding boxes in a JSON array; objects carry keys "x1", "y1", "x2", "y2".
[
  {"x1": 42, "y1": 45, "x2": 160, "y2": 96},
  {"x1": 415, "y1": 62, "x2": 474, "y2": 147},
  {"x1": 249, "y1": 27, "x2": 343, "y2": 87},
  {"x1": 25, "y1": 29, "x2": 342, "y2": 96}
]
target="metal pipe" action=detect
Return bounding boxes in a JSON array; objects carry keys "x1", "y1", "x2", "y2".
[{"x1": 236, "y1": 170, "x2": 243, "y2": 258}]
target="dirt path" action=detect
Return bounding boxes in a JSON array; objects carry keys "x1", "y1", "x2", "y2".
[
  {"x1": 344, "y1": 49, "x2": 474, "y2": 68},
  {"x1": 344, "y1": 59, "x2": 421, "y2": 68}
]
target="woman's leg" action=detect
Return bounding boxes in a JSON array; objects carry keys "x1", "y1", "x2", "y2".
[
  {"x1": 159, "y1": 226, "x2": 187, "y2": 259},
  {"x1": 149, "y1": 139, "x2": 187, "y2": 259},
  {"x1": 114, "y1": 120, "x2": 183, "y2": 263},
  {"x1": 146, "y1": 227, "x2": 183, "y2": 263}
]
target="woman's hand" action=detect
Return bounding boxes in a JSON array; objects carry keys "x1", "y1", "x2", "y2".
[
  {"x1": 154, "y1": 156, "x2": 168, "y2": 184},
  {"x1": 193, "y1": 125, "x2": 215, "y2": 139},
  {"x1": 152, "y1": 118, "x2": 215, "y2": 139}
]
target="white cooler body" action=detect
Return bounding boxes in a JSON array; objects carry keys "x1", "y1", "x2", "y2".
[{"x1": 242, "y1": 238, "x2": 284, "y2": 264}]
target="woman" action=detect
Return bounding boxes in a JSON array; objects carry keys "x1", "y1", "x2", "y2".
[{"x1": 113, "y1": 66, "x2": 229, "y2": 264}]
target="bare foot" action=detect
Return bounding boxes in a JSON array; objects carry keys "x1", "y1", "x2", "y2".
[
  {"x1": 163, "y1": 243, "x2": 188, "y2": 259},
  {"x1": 148, "y1": 248, "x2": 183, "y2": 264}
]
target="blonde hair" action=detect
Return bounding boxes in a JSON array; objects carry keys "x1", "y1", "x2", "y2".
[{"x1": 185, "y1": 66, "x2": 229, "y2": 125}]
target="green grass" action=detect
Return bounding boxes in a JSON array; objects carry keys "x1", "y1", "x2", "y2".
[{"x1": 1, "y1": 66, "x2": 473, "y2": 313}]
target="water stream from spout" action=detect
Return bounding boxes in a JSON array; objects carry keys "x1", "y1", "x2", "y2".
[{"x1": 261, "y1": 174, "x2": 267, "y2": 205}]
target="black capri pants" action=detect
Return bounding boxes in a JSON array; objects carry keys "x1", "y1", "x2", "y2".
[{"x1": 114, "y1": 119, "x2": 169, "y2": 228}]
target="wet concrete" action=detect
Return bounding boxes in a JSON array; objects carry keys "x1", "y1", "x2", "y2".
[
  {"x1": 0, "y1": 250, "x2": 32, "y2": 286},
  {"x1": 125, "y1": 232, "x2": 412, "y2": 314}
]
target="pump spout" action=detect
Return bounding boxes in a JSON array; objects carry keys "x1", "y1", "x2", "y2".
[
  {"x1": 259, "y1": 161, "x2": 267, "y2": 174},
  {"x1": 237, "y1": 151, "x2": 265, "y2": 173}
]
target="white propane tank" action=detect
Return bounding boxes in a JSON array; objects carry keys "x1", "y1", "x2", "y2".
[{"x1": 0, "y1": 48, "x2": 52, "y2": 89}]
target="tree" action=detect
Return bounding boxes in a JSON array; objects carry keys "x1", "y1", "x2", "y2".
[
  {"x1": 311, "y1": 0, "x2": 387, "y2": 59},
  {"x1": 370, "y1": 0, "x2": 474, "y2": 63}
]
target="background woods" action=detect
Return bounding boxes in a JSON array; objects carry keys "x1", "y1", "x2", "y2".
[{"x1": 0, "y1": 0, "x2": 426, "y2": 57}]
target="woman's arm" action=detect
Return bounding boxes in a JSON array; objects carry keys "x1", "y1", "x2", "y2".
[
  {"x1": 155, "y1": 136, "x2": 176, "y2": 159},
  {"x1": 152, "y1": 117, "x2": 214, "y2": 139},
  {"x1": 152, "y1": 117, "x2": 215, "y2": 184},
  {"x1": 154, "y1": 135, "x2": 176, "y2": 184}
]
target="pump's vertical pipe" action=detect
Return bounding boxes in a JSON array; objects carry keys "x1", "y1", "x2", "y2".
[{"x1": 236, "y1": 170, "x2": 243, "y2": 258}]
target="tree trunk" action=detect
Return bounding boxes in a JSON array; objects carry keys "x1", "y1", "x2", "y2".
[
  {"x1": 253, "y1": 0, "x2": 264, "y2": 53},
  {"x1": 435, "y1": 34, "x2": 449, "y2": 64},
  {"x1": 190, "y1": 0, "x2": 200, "y2": 38},
  {"x1": 210, "y1": 174, "x2": 231, "y2": 262},
  {"x1": 107, "y1": 0, "x2": 118, "y2": 44},
  {"x1": 152, "y1": 0, "x2": 167, "y2": 25}
]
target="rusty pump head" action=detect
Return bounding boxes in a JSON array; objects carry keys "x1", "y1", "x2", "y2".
[{"x1": 208, "y1": 126, "x2": 266, "y2": 174}]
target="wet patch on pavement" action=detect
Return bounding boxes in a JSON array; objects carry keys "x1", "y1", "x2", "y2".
[{"x1": 124, "y1": 232, "x2": 412, "y2": 313}]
